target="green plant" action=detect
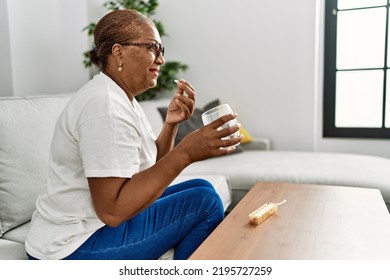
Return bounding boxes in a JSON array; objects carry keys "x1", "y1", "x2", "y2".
[{"x1": 83, "y1": 0, "x2": 188, "y2": 101}]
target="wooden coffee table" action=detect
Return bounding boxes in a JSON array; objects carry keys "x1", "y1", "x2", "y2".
[{"x1": 189, "y1": 182, "x2": 390, "y2": 259}]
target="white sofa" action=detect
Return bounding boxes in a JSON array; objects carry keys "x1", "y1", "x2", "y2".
[
  {"x1": 1, "y1": 93, "x2": 390, "y2": 260},
  {"x1": 0, "y1": 94, "x2": 232, "y2": 260}
]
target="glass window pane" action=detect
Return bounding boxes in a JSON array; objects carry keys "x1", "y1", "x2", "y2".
[
  {"x1": 338, "y1": 0, "x2": 386, "y2": 9},
  {"x1": 337, "y1": 8, "x2": 386, "y2": 69},
  {"x1": 335, "y1": 70, "x2": 383, "y2": 128}
]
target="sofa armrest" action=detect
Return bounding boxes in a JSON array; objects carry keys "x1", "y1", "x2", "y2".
[{"x1": 241, "y1": 137, "x2": 271, "y2": 151}]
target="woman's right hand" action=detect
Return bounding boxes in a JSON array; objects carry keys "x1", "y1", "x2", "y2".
[{"x1": 175, "y1": 113, "x2": 243, "y2": 163}]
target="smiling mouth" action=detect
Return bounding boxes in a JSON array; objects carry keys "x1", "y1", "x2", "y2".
[{"x1": 150, "y1": 68, "x2": 159, "y2": 77}]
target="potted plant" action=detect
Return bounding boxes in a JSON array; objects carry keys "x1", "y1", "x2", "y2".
[{"x1": 83, "y1": 0, "x2": 188, "y2": 101}]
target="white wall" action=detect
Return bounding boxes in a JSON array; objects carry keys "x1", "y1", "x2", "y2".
[
  {"x1": 0, "y1": 0, "x2": 13, "y2": 97},
  {"x1": 154, "y1": 0, "x2": 390, "y2": 158},
  {"x1": 2, "y1": 0, "x2": 389, "y2": 158},
  {"x1": 155, "y1": 0, "x2": 317, "y2": 152},
  {"x1": 6, "y1": 0, "x2": 90, "y2": 96}
]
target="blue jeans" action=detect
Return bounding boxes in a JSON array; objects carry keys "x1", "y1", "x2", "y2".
[{"x1": 56, "y1": 179, "x2": 224, "y2": 260}]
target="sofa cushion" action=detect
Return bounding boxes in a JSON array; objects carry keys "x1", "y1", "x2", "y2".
[
  {"x1": 181, "y1": 151, "x2": 390, "y2": 206},
  {"x1": 1, "y1": 222, "x2": 30, "y2": 244},
  {"x1": 239, "y1": 126, "x2": 253, "y2": 144},
  {"x1": 0, "y1": 239, "x2": 27, "y2": 260},
  {"x1": 0, "y1": 94, "x2": 72, "y2": 236}
]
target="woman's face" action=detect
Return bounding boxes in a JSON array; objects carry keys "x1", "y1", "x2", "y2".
[{"x1": 120, "y1": 24, "x2": 165, "y2": 96}]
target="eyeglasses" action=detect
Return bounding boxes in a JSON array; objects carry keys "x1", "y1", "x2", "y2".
[{"x1": 122, "y1": 42, "x2": 165, "y2": 57}]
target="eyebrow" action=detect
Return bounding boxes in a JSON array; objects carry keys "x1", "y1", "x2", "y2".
[{"x1": 144, "y1": 39, "x2": 162, "y2": 44}]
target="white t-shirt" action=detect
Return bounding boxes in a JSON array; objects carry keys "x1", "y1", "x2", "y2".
[{"x1": 25, "y1": 72, "x2": 158, "y2": 260}]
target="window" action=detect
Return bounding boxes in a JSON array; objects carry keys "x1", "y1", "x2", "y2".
[{"x1": 324, "y1": 0, "x2": 390, "y2": 138}]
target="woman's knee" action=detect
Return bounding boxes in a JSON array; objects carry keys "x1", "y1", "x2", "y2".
[
  {"x1": 161, "y1": 178, "x2": 215, "y2": 199},
  {"x1": 194, "y1": 187, "x2": 224, "y2": 216},
  {"x1": 186, "y1": 179, "x2": 217, "y2": 195},
  {"x1": 180, "y1": 178, "x2": 214, "y2": 190}
]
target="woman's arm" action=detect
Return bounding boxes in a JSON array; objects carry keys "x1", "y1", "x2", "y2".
[
  {"x1": 88, "y1": 146, "x2": 189, "y2": 227},
  {"x1": 155, "y1": 80, "x2": 195, "y2": 161},
  {"x1": 155, "y1": 122, "x2": 178, "y2": 161},
  {"x1": 88, "y1": 113, "x2": 242, "y2": 227}
]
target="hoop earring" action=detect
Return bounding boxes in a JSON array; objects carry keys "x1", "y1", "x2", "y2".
[{"x1": 118, "y1": 61, "x2": 123, "y2": 72}]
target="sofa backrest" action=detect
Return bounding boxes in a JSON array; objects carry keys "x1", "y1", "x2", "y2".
[{"x1": 0, "y1": 94, "x2": 72, "y2": 236}]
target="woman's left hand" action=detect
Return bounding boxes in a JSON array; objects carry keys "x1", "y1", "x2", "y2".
[{"x1": 165, "y1": 80, "x2": 195, "y2": 125}]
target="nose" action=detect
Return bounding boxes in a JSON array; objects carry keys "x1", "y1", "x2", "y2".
[{"x1": 155, "y1": 53, "x2": 165, "y2": 65}]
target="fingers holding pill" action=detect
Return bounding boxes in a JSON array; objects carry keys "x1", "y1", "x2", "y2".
[
  {"x1": 174, "y1": 79, "x2": 195, "y2": 101},
  {"x1": 164, "y1": 79, "x2": 197, "y2": 125}
]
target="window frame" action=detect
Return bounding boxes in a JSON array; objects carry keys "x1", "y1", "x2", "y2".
[{"x1": 323, "y1": 0, "x2": 390, "y2": 138}]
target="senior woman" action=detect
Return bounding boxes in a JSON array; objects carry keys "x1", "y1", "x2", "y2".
[{"x1": 25, "y1": 9, "x2": 242, "y2": 260}]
